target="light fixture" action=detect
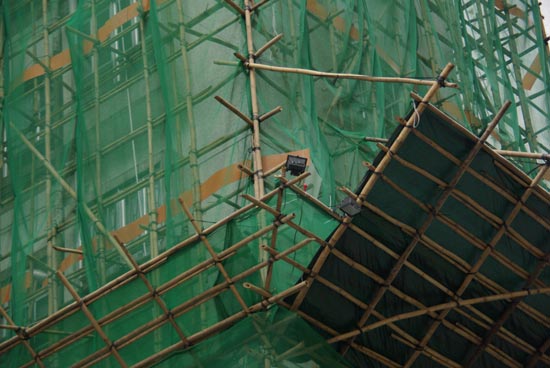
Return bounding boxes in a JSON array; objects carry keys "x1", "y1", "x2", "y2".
[
  {"x1": 339, "y1": 197, "x2": 362, "y2": 217},
  {"x1": 285, "y1": 155, "x2": 307, "y2": 176}
]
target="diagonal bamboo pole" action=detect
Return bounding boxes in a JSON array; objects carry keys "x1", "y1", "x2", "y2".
[
  {"x1": 56, "y1": 271, "x2": 128, "y2": 368},
  {"x1": 289, "y1": 64, "x2": 455, "y2": 314}
]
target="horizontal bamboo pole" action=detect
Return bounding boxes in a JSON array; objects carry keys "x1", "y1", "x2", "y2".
[
  {"x1": 247, "y1": 61, "x2": 459, "y2": 88},
  {"x1": 52, "y1": 245, "x2": 83, "y2": 255}
]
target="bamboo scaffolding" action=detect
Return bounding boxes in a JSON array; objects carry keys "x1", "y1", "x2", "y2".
[
  {"x1": 23, "y1": 213, "x2": 296, "y2": 367},
  {"x1": 294, "y1": 65, "x2": 453, "y2": 316},
  {"x1": 465, "y1": 256, "x2": 550, "y2": 366},
  {"x1": 289, "y1": 207, "x2": 540, "y2": 364},
  {"x1": 344, "y1": 216, "x2": 548, "y2": 360},
  {"x1": 404, "y1": 155, "x2": 550, "y2": 368},
  {"x1": 360, "y1": 161, "x2": 550, "y2": 330},
  {"x1": 357, "y1": 190, "x2": 550, "y2": 329},
  {"x1": 0, "y1": 184, "x2": 301, "y2": 356},
  {"x1": 0, "y1": 306, "x2": 44, "y2": 368},
  {"x1": 341, "y1": 100, "x2": 511, "y2": 357},
  {"x1": 410, "y1": 91, "x2": 550, "y2": 200},
  {"x1": 132, "y1": 281, "x2": 309, "y2": 368},
  {"x1": 245, "y1": 193, "x2": 494, "y2": 366}
]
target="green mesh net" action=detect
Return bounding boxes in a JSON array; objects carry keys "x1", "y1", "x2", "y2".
[{"x1": 1, "y1": 0, "x2": 549, "y2": 367}]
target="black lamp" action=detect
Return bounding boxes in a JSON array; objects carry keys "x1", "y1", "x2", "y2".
[
  {"x1": 285, "y1": 155, "x2": 307, "y2": 176},
  {"x1": 339, "y1": 197, "x2": 362, "y2": 217}
]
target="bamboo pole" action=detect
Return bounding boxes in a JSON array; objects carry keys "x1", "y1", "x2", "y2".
[
  {"x1": 215, "y1": 95, "x2": 254, "y2": 126},
  {"x1": 139, "y1": 0, "x2": 160, "y2": 263},
  {"x1": 330, "y1": 287, "x2": 550, "y2": 343},
  {"x1": 495, "y1": 150, "x2": 550, "y2": 161},
  {"x1": 47, "y1": 218, "x2": 288, "y2": 368},
  {"x1": 263, "y1": 170, "x2": 286, "y2": 291},
  {"x1": 342, "y1": 100, "x2": 511, "y2": 356},
  {"x1": 290, "y1": 64, "x2": 455, "y2": 314},
  {"x1": 404, "y1": 158, "x2": 550, "y2": 368},
  {"x1": 56, "y1": 271, "x2": 127, "y2": 368},
  {"x1": 241, "y1": 0, "x2": 266, "y2": 198},
  {"x1": 247, "y1": 61, "x2": 459, "y2": 88}
]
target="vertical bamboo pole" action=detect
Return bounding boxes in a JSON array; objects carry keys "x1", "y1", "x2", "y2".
[
  {"x1": 175, "y1": 0, "x2": 203, "y2": 221},
  {"x1": 139, "y1": 3, "x2": 159, "y2": 263},
  {"x1": 91, "y1": 0, "x2": 107, "y2": 285},
  {"x1": 244, "y1": 0, "x2": 265, "y2": 198},
  {"x1": 138, "y1": 2, "x2": 162, "y2": 352},
  {"x1": 174, "y1": 0, "x2": 207, "y2": 327},
  {"x1": 243, "y1": 0, "x2": 269, "y2": 283},
  {"x1": 42, "y1": 0, "x2": 57, "y2": 319}
]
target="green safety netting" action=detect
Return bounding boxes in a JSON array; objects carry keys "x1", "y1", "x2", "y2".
[{"x1": 0, "y1": 0, "x2": 549, "y2": 367}]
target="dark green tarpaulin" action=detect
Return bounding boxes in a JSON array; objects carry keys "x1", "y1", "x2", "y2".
[{"x1": 290, "y1": 104, "x2": 550, "y2": 367}]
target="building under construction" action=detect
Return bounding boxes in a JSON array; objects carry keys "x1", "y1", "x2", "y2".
[{"x1": 1, "y1": 0, "x2": 550, "y2": 367}]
